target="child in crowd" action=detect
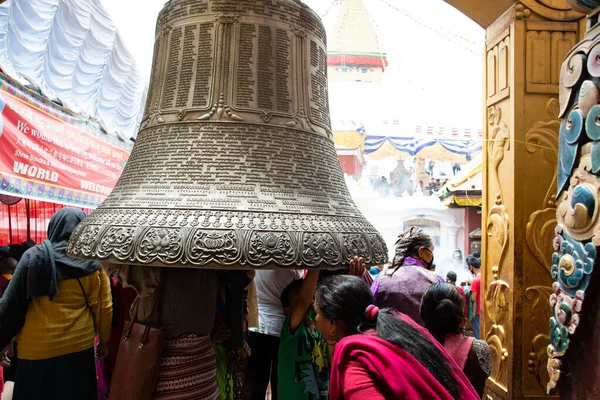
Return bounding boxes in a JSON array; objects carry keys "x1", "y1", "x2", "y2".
[{"x1": 278, "y1": 271, "x2": 329, "y2": 400}]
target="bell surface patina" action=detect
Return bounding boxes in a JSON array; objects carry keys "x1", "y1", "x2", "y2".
[{"x1": 67, "y1": 0, "x2": 388, "y2": 270}]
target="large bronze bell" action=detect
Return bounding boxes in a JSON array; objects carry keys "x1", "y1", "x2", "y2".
[{"x1": 67, "y1": 0, "x2": 388, "y2": 270}]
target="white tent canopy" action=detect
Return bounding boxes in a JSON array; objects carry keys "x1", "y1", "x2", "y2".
[{"x1": 0, "y1": 0, "x2": 146, "y2": 141}]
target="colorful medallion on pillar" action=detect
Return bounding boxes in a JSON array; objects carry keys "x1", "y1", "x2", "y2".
[
  {"x1": 551, "y1": 25, "x2": 600, "y2": 392},
  {"x1": 566, "y1": 0, "x2": 600, "y2": 13}
]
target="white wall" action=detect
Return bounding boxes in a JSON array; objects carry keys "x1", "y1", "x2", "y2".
[{"x1": 353, "y1": 194, "x2": 470, "y2": 280}]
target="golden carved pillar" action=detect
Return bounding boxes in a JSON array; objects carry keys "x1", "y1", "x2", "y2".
[{"x1": 481, "y1": 2, "x2": 585, "y2": 399}]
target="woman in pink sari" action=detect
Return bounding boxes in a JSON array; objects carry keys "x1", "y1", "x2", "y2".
[
  {"x1": 420, "y1": 283, "x2": 491, "y2": 396},
  {"x1": 315, "y1": 275, "x2": 479, "y2": 400}
]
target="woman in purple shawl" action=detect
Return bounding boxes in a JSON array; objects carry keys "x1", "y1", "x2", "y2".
[{"x1": 371, "y1": 227, "x2": 438, "y2": 326}]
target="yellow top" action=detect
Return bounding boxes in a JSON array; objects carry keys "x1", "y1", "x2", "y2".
[{"x1": 17, "y1": 269, "x2": 112, "y2": 360}]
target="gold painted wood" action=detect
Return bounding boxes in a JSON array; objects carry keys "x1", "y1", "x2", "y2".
[
  {"x1": 481, "y1": 2, "x2": 585, "y2": 399},
  {"x1": 333, "y1": 130, "x2": 364, "y2": 149},
  {"x1": 444, "y1": 0, "x2": 516, "y2": 28},
  {"x1": 445, "y1": 0, "x2": 585, "y2": 28}
]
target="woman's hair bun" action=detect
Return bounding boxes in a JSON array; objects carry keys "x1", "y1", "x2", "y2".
[{"x1": 420, "y1": 283, "x2": 465, "y2": 335}]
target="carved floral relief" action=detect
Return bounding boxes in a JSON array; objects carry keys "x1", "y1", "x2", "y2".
[
  {"x1": 519, "y1": 0, "x2": 584, "y2": 21},
  {"x1": 526, "y1": 286, "x2": 554, "y2": 389},
  {"x1": 485, "y1": 102, "x2": 511, "y2": 389},
  {"x1": 524, "y1": 99, "x2": 561, "y2": 391},
  {"x1": 485, "y1": 280, "x2": 510, "y2": 390}
]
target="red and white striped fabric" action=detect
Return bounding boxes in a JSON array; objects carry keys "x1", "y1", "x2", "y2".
[{"x1": 155, "y1": 335, "x2": 220, "y2": 400}]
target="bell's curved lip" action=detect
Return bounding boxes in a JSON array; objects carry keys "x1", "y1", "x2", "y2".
[{"x1": 67, "y1": 210, "x2": 388, "y2": 270}]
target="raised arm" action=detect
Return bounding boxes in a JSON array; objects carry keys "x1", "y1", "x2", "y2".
[
  {"x1": 289, "y1": 270, "x2": 319, "y2": 332},
  {"x1": 348, "y1": 256, "x2": 372, "y2": 286}
]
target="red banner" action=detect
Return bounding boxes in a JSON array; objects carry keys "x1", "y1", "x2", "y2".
[{"x1": 0, "y1": 74, "x2": 132, "y2": 208}]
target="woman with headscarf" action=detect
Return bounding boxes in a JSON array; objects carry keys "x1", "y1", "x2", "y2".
[
  {"x1": 0, "y1": 208, "x2": 112, "y2": 400},
  {"x1": 371, "y1": 226, "x2": 439, "y2": 325},
  {"x1": 314, "y1": 275, "x2": 479, "y2": 400},
  {"x1": 420, "y1": 283, "x2": 491, "y2": 396}
]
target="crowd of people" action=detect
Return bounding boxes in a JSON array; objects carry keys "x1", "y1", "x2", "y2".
[
  {"x1": 367, "y1": 158, "x2": 463, "y2": 198},
  {"x1": 0, "y1": 208, "x2": 489, "y2": 399},
  {"x1": 425, "y1": 178, "x2": 449, "y2": 194}
]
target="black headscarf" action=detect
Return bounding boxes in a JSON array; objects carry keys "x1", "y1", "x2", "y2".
[{"x1": 28, "y1": 207, "x2": 100, "y2": 300}]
